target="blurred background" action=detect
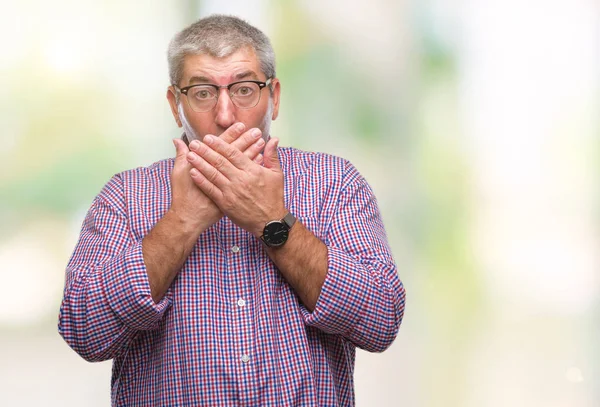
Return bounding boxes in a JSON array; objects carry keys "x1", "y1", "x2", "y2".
[{"x1": 0, "y1": 0, "x2": 598, "y2": 405}]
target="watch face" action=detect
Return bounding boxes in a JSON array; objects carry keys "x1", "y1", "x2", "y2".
[{"x1": 262, "y1": 221, "x2": 289, "y2": 247}]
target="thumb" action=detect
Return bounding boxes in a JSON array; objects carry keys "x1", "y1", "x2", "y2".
[
  {"x1": 172, "y1": 138, "x2": 189, "y2": 161},
  {"x1": 263, "y1": 137, "x2": 281, "y2": 171}
]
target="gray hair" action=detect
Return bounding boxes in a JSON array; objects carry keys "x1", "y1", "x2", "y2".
[{"x1": 167, "y1": 15, "x2": 276, "y2": 87}]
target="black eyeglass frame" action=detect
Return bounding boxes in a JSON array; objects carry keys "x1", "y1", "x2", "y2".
[{"x1": 174, "y1": 78, "x2": 272, "y2": 111}]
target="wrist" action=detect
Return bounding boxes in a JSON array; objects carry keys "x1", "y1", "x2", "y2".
[
  {"x1": 253, "y1": 208, "x2": 288, "y2": 238},
  {"x1": 166, "y1": 206, "x2": 213, "y2": 237}
]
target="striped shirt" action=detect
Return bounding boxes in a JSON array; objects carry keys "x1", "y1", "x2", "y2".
[{"x1": 59, "y1": 146, "x2": 406, "y2": 406}]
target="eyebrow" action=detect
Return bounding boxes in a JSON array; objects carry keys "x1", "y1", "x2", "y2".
[
  {"x1": 233, "y1": 70, "x2": 259, "y2": 81},
  {"x1": 188, "y1": 75, "x2": 212, "y2": 85},
  {"x1": 187, "y1": 70, "x2": 260, "y2": 85}
]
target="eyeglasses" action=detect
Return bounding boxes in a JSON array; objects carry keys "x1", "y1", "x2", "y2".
[{"x1": 175, "y1": 78, "x2": 272, "y2": 112}]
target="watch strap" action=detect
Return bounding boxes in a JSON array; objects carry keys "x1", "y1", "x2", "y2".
[{"x1": 282, "y1": 212, "x2": 296, "y2": 229}]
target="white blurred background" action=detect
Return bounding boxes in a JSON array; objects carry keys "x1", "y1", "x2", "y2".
[{"x1": 0, "y1": 0, "x2": 598, "y2": 405}]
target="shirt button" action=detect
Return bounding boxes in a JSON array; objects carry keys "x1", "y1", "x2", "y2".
[
  {"x1": 237, "y1": 299, "x2": 246, "y2": 307},
  {"x1": 241, "y1": 354, "x2": 250, "y2": 363},
  {"x1": 231, "y1": 245, "x2": 240, "y2": 253}
]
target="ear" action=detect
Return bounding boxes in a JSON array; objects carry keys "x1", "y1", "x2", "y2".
[
  {"x1": 270, "y1": 78, "x2": 281, "y2": 121},
  {"x1": 167, "y1": 86, "x2": 182, "y2": 127}
]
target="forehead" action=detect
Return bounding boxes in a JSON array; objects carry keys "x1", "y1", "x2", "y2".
[{"x1": 181, "y1": 47, "x2": 263, "y2": 85}]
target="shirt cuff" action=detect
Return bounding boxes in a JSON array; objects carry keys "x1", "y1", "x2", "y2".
[
  {"x1": 300, "y1": 245, "x2": 372, "y2": 335},
  {"x1": 101, "y1": 241, "x2": 172, "y2": 331}
]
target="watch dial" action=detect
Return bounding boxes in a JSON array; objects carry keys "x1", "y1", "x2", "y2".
[{"x1": 263, "y1": 222, "x2": 289, "y2": 247}]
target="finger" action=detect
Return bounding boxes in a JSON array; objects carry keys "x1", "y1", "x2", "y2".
[
  {"x1": 218, "y1": 122, "x2": 246, "y2": 144},
  {"x1": 230, "y1": 128, "x2": 262, "y2": 155},
  {"x1": 263, "y1": 137, "x2": 281, "y2": 171},
  {"x1": 203, "y1": 134, "x2": 251, "y2": 170},
  {"x1": 253, "y1": 153, "x2": 264, "y2": 165},
  {"x1": 241, "y1": 136, "x2": 266, "y2": 161},
  {"x1": 186, "y1": 151, "x2": 229, "y2": 188},
  {"x1": 189, "y1": 138, "x2": 238, "y2": 179},
  {"x1": 190, "y1": 167, "x2": 224, "y2": 204}
]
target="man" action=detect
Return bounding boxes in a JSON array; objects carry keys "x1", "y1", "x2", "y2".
[{"x1": 59, "y1": 14, "x2": 405, "y2": 407}]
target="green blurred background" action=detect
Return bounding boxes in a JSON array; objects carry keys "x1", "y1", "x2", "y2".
[{"x1": 1, "y1": 0, "x2": 598, "y2": 406}]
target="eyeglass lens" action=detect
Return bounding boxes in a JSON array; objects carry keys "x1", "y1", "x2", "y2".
[{"x1": 187, "y1": 82, "x2": 262, "y2": 111}]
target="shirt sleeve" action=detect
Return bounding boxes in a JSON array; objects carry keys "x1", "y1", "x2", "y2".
[
  {"x1": 300, "y1": 161, "x2": 406, "y2": 353},
  {"x1": 58, "y1": 174, "x2": 172, "y2": 362}
]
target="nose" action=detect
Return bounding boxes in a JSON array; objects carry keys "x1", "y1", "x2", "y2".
[{"x1": 214, "y1": 89, "x2": 236, "y2": 130}]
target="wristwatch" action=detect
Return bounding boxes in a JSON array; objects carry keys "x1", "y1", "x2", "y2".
[{"x1": 260, "y1": 212, "x2": 296, "y2": 248}]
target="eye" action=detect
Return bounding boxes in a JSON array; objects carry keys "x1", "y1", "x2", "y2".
[
  {"x1": 191, "y1": 87, "x2": 215, "y2": 100},
  {"x1": 234, "y1": 85, "x2": 254, "y2": 97}
]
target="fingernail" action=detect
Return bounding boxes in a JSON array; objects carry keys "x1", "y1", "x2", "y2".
[
  {"x1": 187, "y1": 152, "x2": 196, "y2": 161},
  {"x1": 204, "y1": 135, "x2": 213, "y2": 144},
  {"x1": 189, "y1": 140, "x2": 199, "y2": 150},
  {"x1": 256, "y1": 138, "x2": 265, "y2": 147},
  {"x1": 251, "y1": 128, "x2": 261, "y2": 138},
  {"x1": 190, "y1": 168, "x2": 199, "y2": 177},
  {"x1": 236, "y1": 122, "x2": 245, "y2": 132}
]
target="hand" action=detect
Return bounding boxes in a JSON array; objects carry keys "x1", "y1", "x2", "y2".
[
  {"x1": 186, "y1": 133, "x2": 286, "y2": 237},
  {"x1": 170, "y1": 123, "x2": 266, "y2": 230}
]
